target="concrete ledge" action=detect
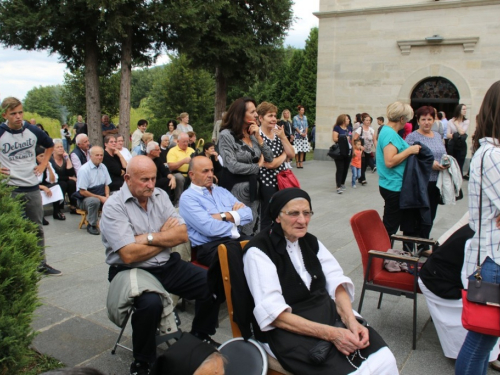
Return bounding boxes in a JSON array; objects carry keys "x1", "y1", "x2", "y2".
[
  {"x1": 314, "y1": 148, "x2": 335, "y2": 161},
  {"x1": 314, "y1": 0, "x2": 499, "y2": 18}
]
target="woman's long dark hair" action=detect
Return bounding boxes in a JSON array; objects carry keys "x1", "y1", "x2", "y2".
[
  {"x1": 452, "y1": 103, "x2": 467, "y2": 121},
  {"x1": 473, "y1": 81, "x2": 500, "y2": 151},
  {"x1": 221, "y1": 97, "x2": 256, "y2": 139}
]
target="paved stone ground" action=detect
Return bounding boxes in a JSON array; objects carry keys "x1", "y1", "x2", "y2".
[{"x1": 33, "y1": 159, "x2": 494, "y2": 374}]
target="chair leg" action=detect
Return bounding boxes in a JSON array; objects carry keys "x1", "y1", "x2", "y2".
[
  {"x1": 111, "y1": 308, "x2": 133, "y2": 354},
  {"x1": 358, "y1": 284, "x2": 367, "y2": 313},
  {"x1": 412, "y1": 295, "x2": 417, "y2": 350},
  {"x1": 377, "y1": 293, "x2": 384, "y2": 309}
]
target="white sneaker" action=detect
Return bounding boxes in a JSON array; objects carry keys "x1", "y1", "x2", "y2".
[
  {"x1": 337, "y1": 188, "x2": 343, "y2": 194},
  {"x1": 352, "y1": 185, "x2": 357, "y2": 188}
]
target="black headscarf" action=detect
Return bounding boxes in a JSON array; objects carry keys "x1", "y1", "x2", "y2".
[
  {"x1": 151, "y1": 333, "x2": 218, "y2": 375},
  {"x1": 268, "y1": 188, "x2": 312, "y2": 222}
]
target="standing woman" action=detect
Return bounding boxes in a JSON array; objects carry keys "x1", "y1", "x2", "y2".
[
  {"x1": 456, "y1": 81, "x2": 500, "y2": 375},
  {"x1": 353, "y1": 113, "x2": 377, "y2": 185},
  {"x1": 177, "y1": 112, "x2": 193, "y2": 133},
  {"x1": 278, "y1": 109, "x2": 294, "y2": 169},
  {"x1": 446, "y1": 103, "x2": 469, "y2": 174},
  {"x1": 218, "y1": 97, "x2": 274, "y2": 235},
  {"x1": 376, "y1": 102, "x2": 421, "y2": 237},
  {"x1": 257, "y1": 102, "x2": 295, "y2": 230},
  {"x1": 292, "y1": 105, "x2": 310, "y2": 168},
  {"x1": 165, "y1": 120, "x2": 177, "y2": 143},
  {"x1": 405, "y1": 106, "x2": 448, "y2": 246},
  {"x1": 332, "y1": 114, "x2": 353, "y2": 194}
]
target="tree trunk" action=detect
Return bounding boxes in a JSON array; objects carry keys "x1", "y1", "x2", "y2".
[
  {"x1": 119, "y1": 27, "x2": 132, "y2": 148},
  {"x1": 213, "y1": 66, "x2": 227, "y2": 126},
  {"x1": 84, "y1": 35, "x2": 102, "y2": 147}
]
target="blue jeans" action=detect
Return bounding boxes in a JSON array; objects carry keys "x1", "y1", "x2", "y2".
[
  {"x1": 456, "y1": 257, "x2": 500, "y2": 375},
  {"x1": 351, "y1": 166, "x2": 360, "y2": 186}
]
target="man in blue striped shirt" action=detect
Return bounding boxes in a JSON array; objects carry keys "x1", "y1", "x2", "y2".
[{"x1": 179, "y1": 156, "x2": 253, "y2": 266}]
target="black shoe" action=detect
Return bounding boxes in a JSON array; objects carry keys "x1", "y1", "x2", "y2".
[
  {"x1": 38, "y1": 264, "x2": 62, "y2": 276},
  {"x1": 191, "y1": 331, "x2": 221, "y2": 348},
  {"x1": 43, "y1": 218, "x2": 49, "y2": 225},
  {"x1": 130, "y1": 360, "x2": 150, "y2": 375},
  {"x1": 53, "y1": 212, "x2": 66, "y2": 220},
  {"x1": 87, "y1": 225, "x2": 100, "y2": 235}
]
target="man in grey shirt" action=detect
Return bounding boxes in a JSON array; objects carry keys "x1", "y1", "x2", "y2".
[
  {"x1": 100, "y1": 156, "x2": 220, "y2": 375},
  {"x1": 1, "y1": 97, "x2": 61, "y2": 276}
]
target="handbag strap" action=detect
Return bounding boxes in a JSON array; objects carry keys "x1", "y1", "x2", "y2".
[{"x1": 475, "y1": 149, "x2": 492, "y2": 279}]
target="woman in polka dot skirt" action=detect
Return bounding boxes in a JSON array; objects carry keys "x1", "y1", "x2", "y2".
[{"x1": 257, "y1": 101, "x2": 295, "y2": 230}]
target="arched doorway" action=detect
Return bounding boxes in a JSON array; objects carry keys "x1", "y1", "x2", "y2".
[{"x1": 410, "y1": 77, "x2": 459, "y2": 129}]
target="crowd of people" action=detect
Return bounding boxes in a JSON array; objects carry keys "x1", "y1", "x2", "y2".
[{"x1": 2, "y1": 79, "x2": 500, "y2": 375}]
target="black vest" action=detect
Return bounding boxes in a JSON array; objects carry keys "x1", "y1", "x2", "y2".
[{"x1": 71, "y1": 146, "x2": 88, "y2": 168}]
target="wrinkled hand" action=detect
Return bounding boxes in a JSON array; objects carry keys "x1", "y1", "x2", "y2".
[
  {"x1": 330, "y1": 327, "x2": 365, "y2": 356},
  {"x1": 169, "y1": 176, "x2": 176, "y2": 189},
  {"x1": 345, "y1": 317, "x2": 370, "y2": 349},
  {"x1": 409, "y1": 145, "x2": 421, "y2": 155},
  {"x1": 273, "y1": 125, "x2": 285, "y2": 139},
  {"x1": 233, "y1": 202, "x2": 246, "y2": 211},
  {"x1": 161, "y1": 217, "x2": 179, "y2": 231},
  {"x1": 98, "y1": 196, "x2": 108, "y2": 204}
]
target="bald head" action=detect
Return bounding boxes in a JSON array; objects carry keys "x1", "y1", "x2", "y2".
[
  {"x1": 178, "y1": 133, "x2": 189, "y2": 150},
  {"x1": 89, "y1": 146, "x2": 104, "y2": 166},
  {"x1": 125, "y1": 156, "x2": 157, "y2": 201},
  {"x1": 189, "y1": 156, "x2": 214, "y2": 188}
]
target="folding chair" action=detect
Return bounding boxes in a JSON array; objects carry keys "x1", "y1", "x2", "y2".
[
  {"x1": 111, "y1": 307, "x2": 182, "y2": 355},
  {"x1": 350, "y1": 209, "x2": 437, "y2": 350},
  {"x1": 217, "y1": 241, "x2": 292, "y2": 375}
]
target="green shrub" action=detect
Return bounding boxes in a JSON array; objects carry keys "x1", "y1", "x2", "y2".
[
  {"x1": 0, "y1": 178, "x2": 42, "y2": 375},
  {"x1": 23, "y1": 111, "x2": 62, "y2": 139}
]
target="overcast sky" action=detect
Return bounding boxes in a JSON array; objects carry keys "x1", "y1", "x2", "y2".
[{"x1": 0, "y1": 0, "x2": 319, "y2": 102}]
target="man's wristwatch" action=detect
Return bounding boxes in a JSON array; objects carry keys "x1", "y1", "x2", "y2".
[
  {"x1": 220, "y1": 213, "x2": 227, "y2": 222},
  {"x1": 147, "y1": 233, "x2": 154, "y2": 245}
]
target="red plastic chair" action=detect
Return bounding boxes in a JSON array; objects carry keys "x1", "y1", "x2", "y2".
[{"x1": 350, "y1": 210, "x2": 436, "y2": 350}]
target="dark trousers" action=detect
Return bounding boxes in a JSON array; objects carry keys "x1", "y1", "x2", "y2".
[
  {"x1": 379, "y1": 186, "x2": 402, "y2": 237},
  {"x1": 53, "y1": 179, "x2": 76, "y2": 214},
  {"x1": 260, "y1": 184, "x2": 278, "y2": 230},
  {"x1": 194, "y1": 236, "x2": 253, "y2": 267},
  {"x1": 108, "y1": 253, "x2": 220, "y2": 364},
  {"x1": 155, "y1": 178, "x2": 175, "y2": 203},
  {"x1": 359, "y1": 152, "x2": 375, "y2": 183},
  {"x1": 334, "y1": 156, "x2": 351, "y2": 188}
]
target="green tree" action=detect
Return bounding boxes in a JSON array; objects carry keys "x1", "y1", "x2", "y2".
[
  {"x1": 297, "y1": 27, "x2": 318, "y2": 124},
  {"x1": 175, "y1": 0, "x2": 294, "y2": 125},
  {"x1": 24, "y1": 85, "x2": 65, "y2": 122},
  {"x1": 147, "y1": 54, "x2": 215, "y2": 140},
  {"x1": 61, "y1": 69, "x2": 121, "y2": 121},
  {"x1": 131, "y1": 67, "x2": 163, "y2": 108},
  {"x1": 277, "y1": 48, "x2": 305, "y2": 115}
]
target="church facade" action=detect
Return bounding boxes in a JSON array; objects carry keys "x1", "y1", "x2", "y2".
[{"x1": 314, "y1": 0, "x2": 500, "y2": 159}]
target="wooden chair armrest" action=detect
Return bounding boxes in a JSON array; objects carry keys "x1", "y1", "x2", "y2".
[
  {"x1": 391, "y1": 234, "x2": 438, "y2": 246},
  {"x1": 368, "y1": 250, "x2": 419, "y2": 263}
]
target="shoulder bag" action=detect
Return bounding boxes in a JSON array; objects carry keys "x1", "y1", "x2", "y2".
[
  {"x1": 461, "y1": 149, "x2": 500, "y2": 336},
  {"x1": 327, "y1": 143, "x2": 341, "y2": 159}
]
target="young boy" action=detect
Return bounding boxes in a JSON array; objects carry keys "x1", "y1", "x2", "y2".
[{"x1": 351, "y1": 139, "x2": 364, "y2": 188}]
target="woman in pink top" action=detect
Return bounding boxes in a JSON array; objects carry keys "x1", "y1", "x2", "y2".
[{"x1": 446, "y1": 103, "x2": 469, "y2": 174}]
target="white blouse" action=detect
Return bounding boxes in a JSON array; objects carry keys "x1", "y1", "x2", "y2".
[{"x1": 243, "y1": 238, "x2": 355, "y2": 332}]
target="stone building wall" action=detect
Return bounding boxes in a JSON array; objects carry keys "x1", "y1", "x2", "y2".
[{"x1": 314, "y1": 0, "x2": 500, "y2": 159}]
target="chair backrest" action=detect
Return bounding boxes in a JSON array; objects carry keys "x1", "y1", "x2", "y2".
[
  {"x1": 219, "y1": 337, "x2": 268, "y2": 375},
  {"x1": 350, "y1": 210, "x2": 392, "y2": 281},
  {"x1": 218, "y1": 240, "x2": 249, "y2": 337}
]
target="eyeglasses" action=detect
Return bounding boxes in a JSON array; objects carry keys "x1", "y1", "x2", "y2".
[{"x1": 280, "y1": 210, "x2": 314, "y2": 218}]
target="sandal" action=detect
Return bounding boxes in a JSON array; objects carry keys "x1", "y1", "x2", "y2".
[{"x1": 53, "y1": 212, "x2": 66, "y2": 221}]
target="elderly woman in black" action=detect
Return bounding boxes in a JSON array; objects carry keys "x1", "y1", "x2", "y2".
[
  {"x1": 218, "y1": 97, "x2": 274, "y2": 235},
  {"x1": 243, "y1": 188, "x2": 397, "y2": 374}
]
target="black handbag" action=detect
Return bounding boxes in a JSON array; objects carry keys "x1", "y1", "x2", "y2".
[
  {"x1": 327, "y1": 144, "x2": 341, "y2": 159},
  {"x1": 466, "y1": 149, "x2": 500, "y2": 307}
]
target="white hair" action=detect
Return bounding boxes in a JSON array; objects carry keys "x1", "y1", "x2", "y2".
[
  {"x1": 146, "y1": 141, "x2": 159, "y2": 154},
  {"x1": 52, "y1": 138, "x2": 63, "y2": 145},
  {"x1": 161, "y1": 134, "x2": 169, "y2": 142},
  {"x1": 75, "y1": 133, "x2": 88, "y2": 145}
]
